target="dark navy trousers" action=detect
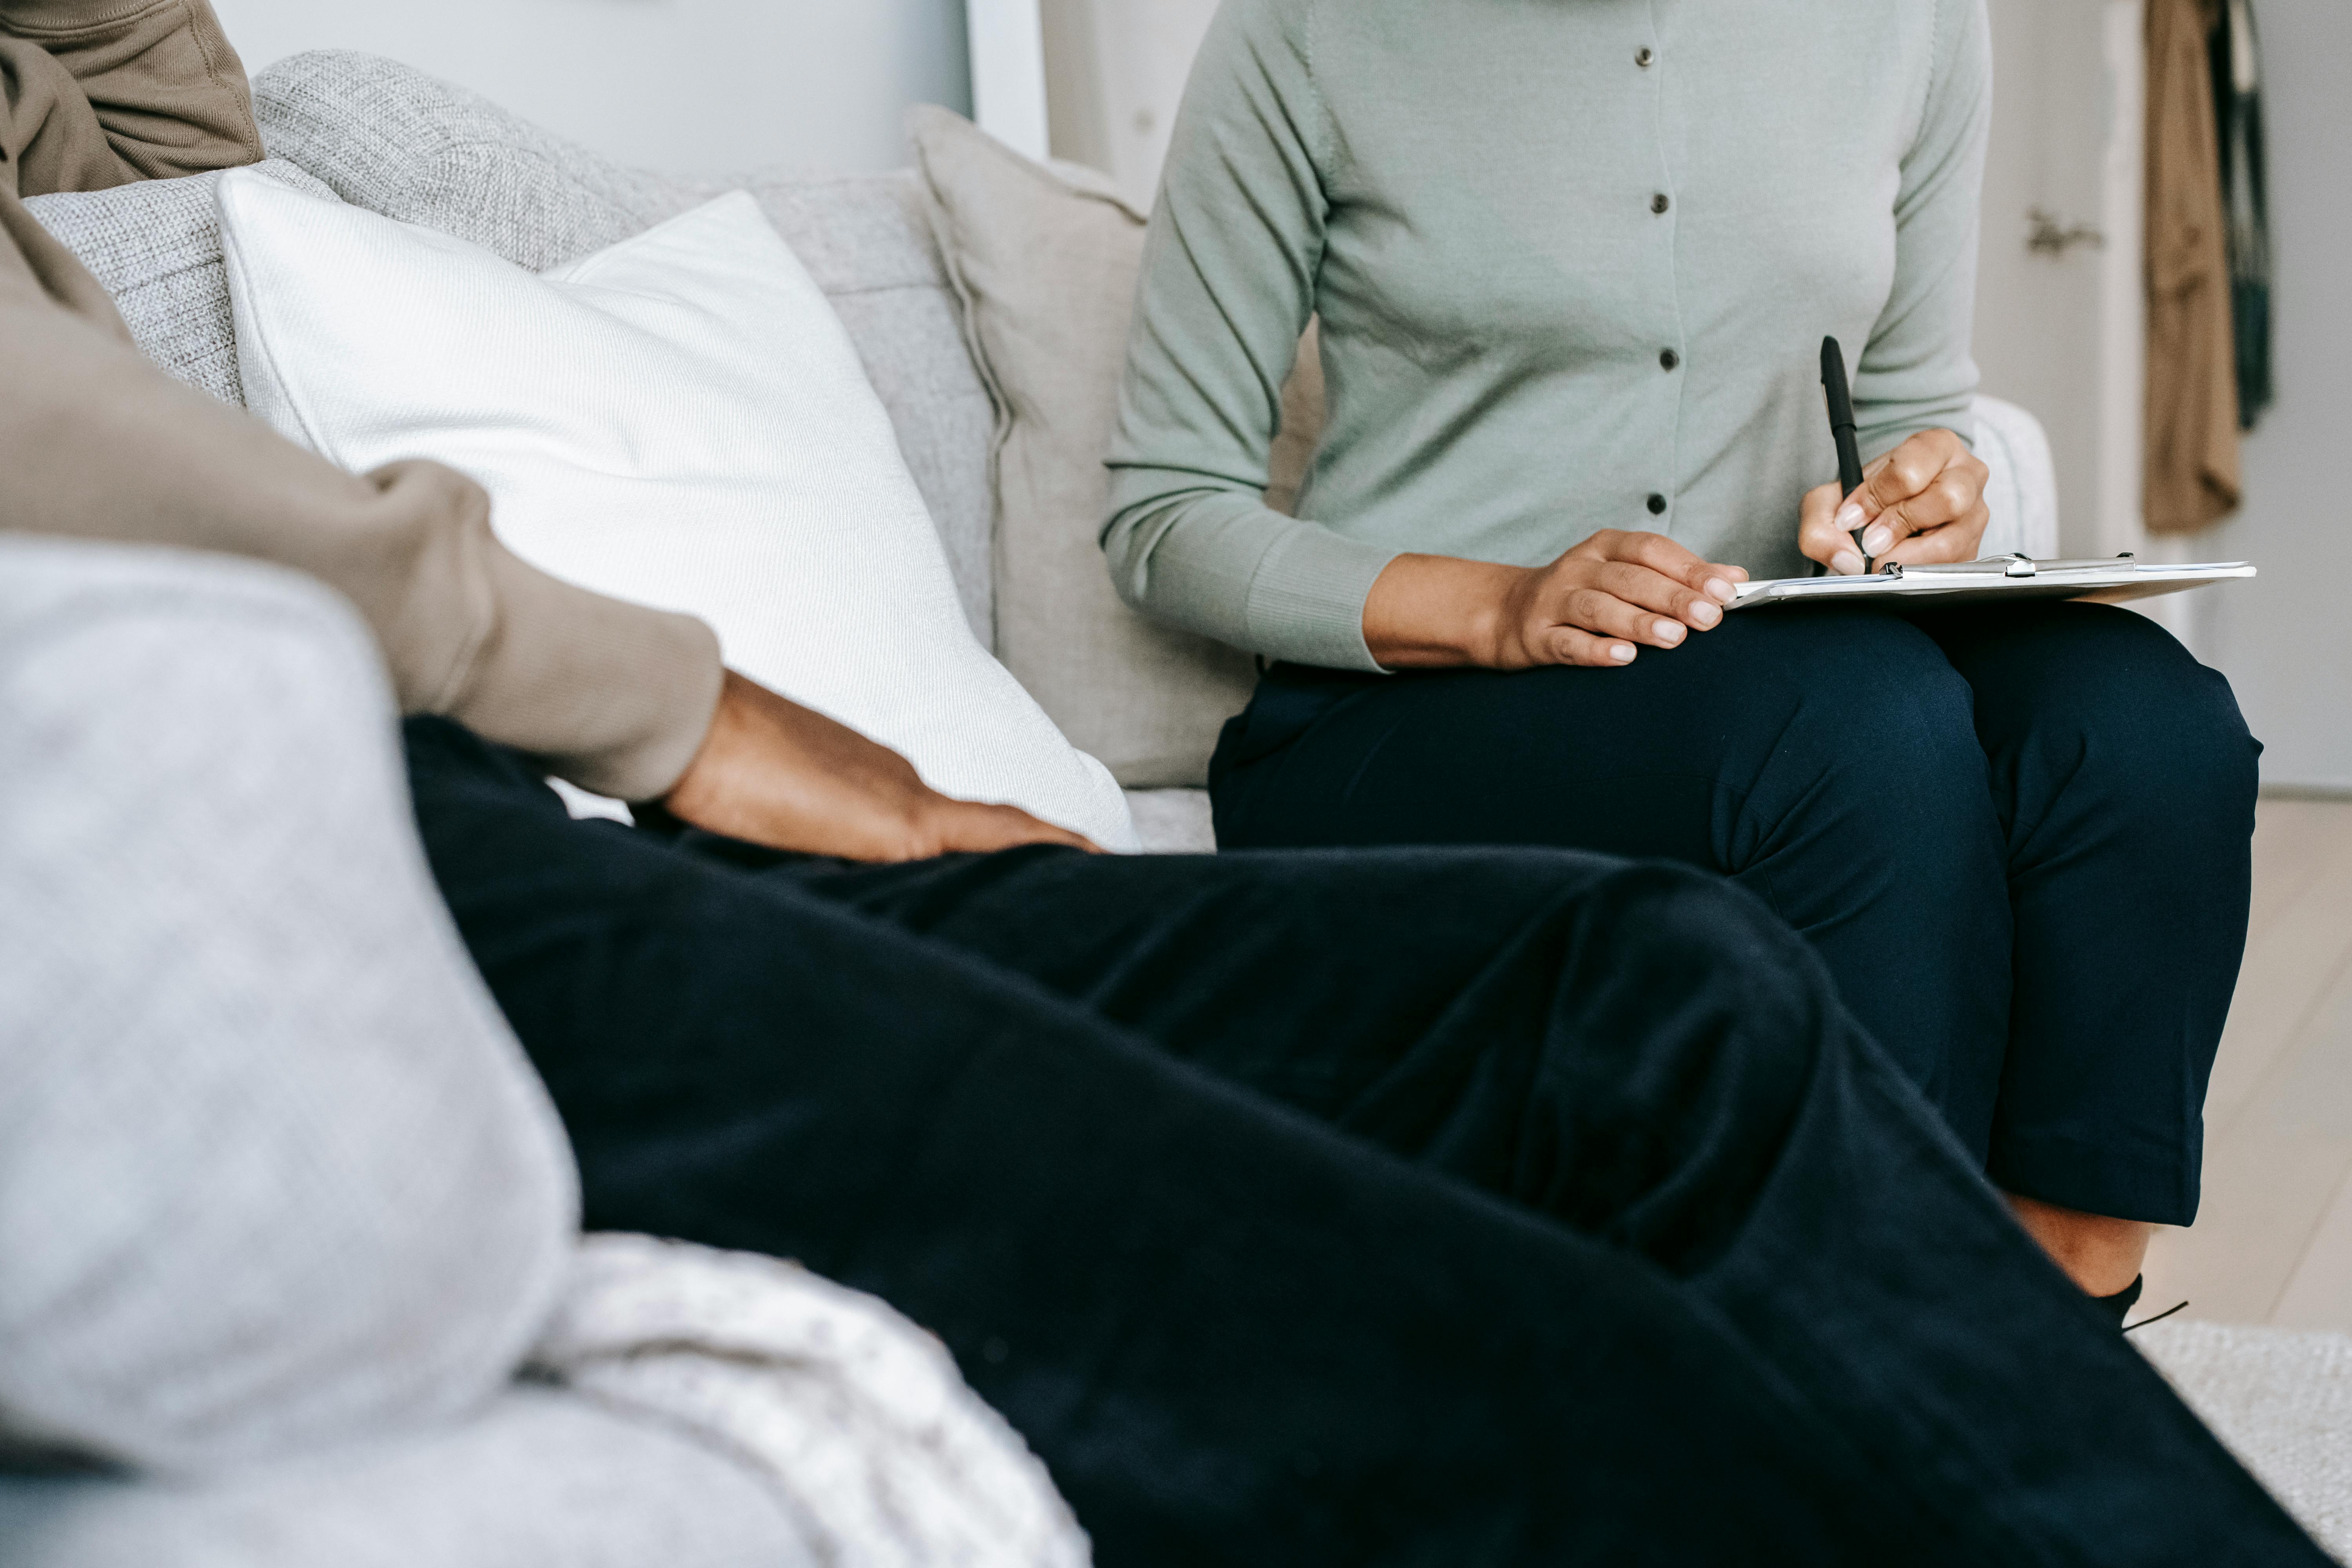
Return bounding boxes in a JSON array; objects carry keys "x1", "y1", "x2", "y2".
[
  {"x1": 403, "y1": 718, "x2": 2317, "y2": 1566},
  {"x1": 1211, "y1": 601, "x2": 2261, "y2": 1225}
]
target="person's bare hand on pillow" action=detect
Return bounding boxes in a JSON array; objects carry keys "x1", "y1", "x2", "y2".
[
  {"x1": 1798, "y1": 428, "x2": 1991, "y2": 576},
  {"x1": 659, "y1": 671, "x2": 1100, "y2": 860}
]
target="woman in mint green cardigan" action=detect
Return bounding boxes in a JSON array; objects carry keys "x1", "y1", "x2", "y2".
[{"x1": 1104, "y1": 0, "x2": 2258, "y2": 1317}]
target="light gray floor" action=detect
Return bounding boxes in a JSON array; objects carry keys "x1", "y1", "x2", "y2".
[{"x1": 2145, "y1": 797, "x2": 2352, "y2": 1330}]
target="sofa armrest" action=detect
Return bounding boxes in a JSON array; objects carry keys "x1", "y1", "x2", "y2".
[
  {"x1": 1971, "y1": 394, "x2": 2062, "y2": 561},
  {"x1": 0, "y1": 538, "x2": 576, "y2": 1474}
]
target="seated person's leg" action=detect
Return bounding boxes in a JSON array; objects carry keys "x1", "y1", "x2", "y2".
[
  {"x1": 1909, "y1": 601, "x2": 2261, "y2": 1290},
  {"x1": 402, "y1": 717, "x2": 1910, "y2": 1567},
  {"x1": 407, "y1": 718, "x2": 2325, "y2": 1567},
  {"x1": 737, "y1": 829, "x2": 2316, "y2": 1563},
  {"x1": 1209, "y1": 606, "x2": 2018, "y2": 1168}
]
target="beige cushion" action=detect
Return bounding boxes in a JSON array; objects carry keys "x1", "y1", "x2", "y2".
[{"x1": 912, "y1": 107, "x2": 1300, "y2": 789}]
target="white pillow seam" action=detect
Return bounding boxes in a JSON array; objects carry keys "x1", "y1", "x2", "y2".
[{"x1": 218, "y1": 178, "x2": 349, "y2": 472}]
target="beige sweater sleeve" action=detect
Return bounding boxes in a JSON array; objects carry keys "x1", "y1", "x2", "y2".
[
  {"x1": 1, "y1": 0, "x2": 265, "y2": 194},
  {"x1": 0, "y1": 189, "x2": 725, "y2": 799},
  {"x1": 0, "y1": 0, "x2": 723, "y2": 797}
]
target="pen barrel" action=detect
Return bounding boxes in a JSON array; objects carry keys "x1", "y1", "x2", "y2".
[
  {"x1": 1819, "y1": 335, "x2": 1867, "y2": 510},
  {"x1": 1831, "y1": 423, "x2": 1865, "y2": 498}
]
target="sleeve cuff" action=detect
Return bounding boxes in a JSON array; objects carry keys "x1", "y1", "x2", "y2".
[{"x1": 1244, "y1": 523, "x2": 1401, "y2": 673}]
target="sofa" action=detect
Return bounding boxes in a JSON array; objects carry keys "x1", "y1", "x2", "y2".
[
  {"x1": 25, "y1": 48, "x2": 2076, "y2": 856},
  {"x1": 2, "y1": 47, "x2": 2343, "y2": 1568}
]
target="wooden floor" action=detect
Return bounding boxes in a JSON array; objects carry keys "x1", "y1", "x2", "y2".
[{"x1": 2142, "y1": 796, "x2": 2352, "y2": 1332}]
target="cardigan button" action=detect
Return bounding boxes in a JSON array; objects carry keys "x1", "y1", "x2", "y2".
[
  {"x1": 1636, "y1": 45, "x2": 1655, "y2": 67},
  {"x1": 1659, "y1": 348, "x2": 1681, "y2": 371},
  {"x1": 1652, "y1": 192, "x2": 1671, "y2": 214},
  {"x1": 1647, "y1": 493, "x2": 1669, "y2": 516}
]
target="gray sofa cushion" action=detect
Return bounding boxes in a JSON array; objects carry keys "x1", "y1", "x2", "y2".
[
  {"x1": 0, "y1": 1387, "x2": 803, "y2": 1568},
  {"x1": 0, "y1": 539, "x2": 577, "y2": 1473},
  {"x1": 22, "y1": 159, "x2": 334, "y2": 405},
  {"x1": 252, "y1": 51, "x2": 999, "y2": 647}
]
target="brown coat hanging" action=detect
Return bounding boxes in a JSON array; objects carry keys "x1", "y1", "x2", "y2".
[{"x1": 2144, "y1": 0, "x2": 2243, "y2": 534}]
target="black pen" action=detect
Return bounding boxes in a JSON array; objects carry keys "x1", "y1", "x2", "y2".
[{"x1": 1819, "y1": 336, "x2": 1869, "y2": 568}]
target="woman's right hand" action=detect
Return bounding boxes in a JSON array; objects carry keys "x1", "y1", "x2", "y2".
[{"x1": 1363, "y1": 532, "x2": 1747, "y2": 670}]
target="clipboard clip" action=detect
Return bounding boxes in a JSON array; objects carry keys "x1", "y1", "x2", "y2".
[
  {"x1": 1882, "y1": 552, "x2": 2141, "y2": 582},
  {"x1": 1867, "y1": 555, "x2": 2030, "y2": 581}
]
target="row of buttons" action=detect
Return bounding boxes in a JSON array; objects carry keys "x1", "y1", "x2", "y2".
[{"x1": 1642, "y1": 42, "x2": 1670, "y2": 523}]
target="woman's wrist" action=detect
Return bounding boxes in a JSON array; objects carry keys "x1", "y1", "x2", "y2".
[{"x1": 1363, "y1": 553, "x2": 1531, "y2": 669}]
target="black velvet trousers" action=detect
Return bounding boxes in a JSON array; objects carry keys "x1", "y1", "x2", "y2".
[
  {"x1": 1213, "y1": 602, "x2": 2260, "y2": 1226},
  {"x1": 403, "y1": 717, "x2": 2316, "y2": 1568}
]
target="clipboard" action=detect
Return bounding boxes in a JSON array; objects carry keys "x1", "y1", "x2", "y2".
[{"x1": 1726, "y1": 555, "x2": 2256, "y2": 612}]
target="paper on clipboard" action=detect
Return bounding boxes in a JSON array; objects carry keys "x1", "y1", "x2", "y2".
[{"x1": 1726, "y1": 555, "x2": 2256, "y2": 612}]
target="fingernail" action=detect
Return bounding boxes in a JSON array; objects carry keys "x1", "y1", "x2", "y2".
[
  {"x1": 1832, "y1": 550, "x2": 1864, "y2": 576},
  {"x1": 1705, "y1": 576, "x2": 1737, "y2": 602},
  {"x1": 1610, "y1": 643, "x2": 1636, "y2": 663},
  {"x1": 1689, "y1": 601, "x2": 1721, "y2": 628},
  {"x1": 1835, "y1": 501, "x2": 1866, "y2": 532},
  {"x1": 1861, "y1": 524, "x2": 1893, "y2": 557},
  {"x1": 1653, "y1": 619, "x2": 1685, "y2": 644}
]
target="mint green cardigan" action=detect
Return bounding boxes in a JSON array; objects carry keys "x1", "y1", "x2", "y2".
[{"x1": 1103, "y1": 0, "x2": 1991, "y2": 671}]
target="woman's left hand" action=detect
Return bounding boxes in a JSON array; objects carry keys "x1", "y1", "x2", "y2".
[{"x1": 1798, "y1": 428, "x2": 1991, "y2": 575}]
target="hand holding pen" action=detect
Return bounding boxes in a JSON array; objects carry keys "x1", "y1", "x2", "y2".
[{"x1": 1797, "y1": 336, "x2": 1993, "y2": 575}]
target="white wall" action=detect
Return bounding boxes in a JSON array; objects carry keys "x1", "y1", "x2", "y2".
[
  {"x1": 211, "y1": 0, "x2": 970, "y2": 176},
  {"x1": 1042, "y1": 0, "x2": 1218, "y2": 212},
  {"x1": 2197, "y1": 4, "x2": 2352, "y2": 789},
  {"x1": 967, "y1": 0, "x2": 1050, "y2": 160},
  {"x1": 1976, "y1": 0, "x2": 2120, "y2": 554}
]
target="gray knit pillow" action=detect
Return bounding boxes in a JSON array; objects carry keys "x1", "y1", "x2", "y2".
[
  {"x1": 0, "y1": 537, "x2": 577, "y2": 1473},
  {"x1": 24, "y1": 160, "x2": 333, "y2": 407}
]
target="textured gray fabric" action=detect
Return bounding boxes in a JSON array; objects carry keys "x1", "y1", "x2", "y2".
[
  {"x1": 1971, "y1": 394, "x2": 2061, "y2": 561},
  {"x1": 1123, "y1": 789, "x2": 1216, "y2": 853},
  {"x1": 0, "y1": 538, "x2": 577, "y2": 1474},
  {"x1": 0, "y1": 1386, "x2": 803, "y2": 1568},
  {"x1": 23, "y1": 160, "x2": 334, "y2": 405},
  {"x1": 251, "y1": 51, "x2": 998, "y2": 645},
  {"x1": 2138, "y1": 1320, "x2": 2352, "y2": 1561}
]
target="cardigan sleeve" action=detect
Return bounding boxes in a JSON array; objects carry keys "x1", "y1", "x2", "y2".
[
  {"x1": 1852, "y1": 0, "x2": 1992, "y2": 460},
  {"x1": 1102, "y1": 0, "x2": 1397, "y2": 671}
]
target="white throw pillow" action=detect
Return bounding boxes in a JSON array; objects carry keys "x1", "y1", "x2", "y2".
[{"x1": 217, "y1": 171, "x2": 1136, "y2": 850}]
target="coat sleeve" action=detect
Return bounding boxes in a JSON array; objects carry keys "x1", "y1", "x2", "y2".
[{"x1": 2, "y1": 0, "x2": 264, "y2": 198}]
